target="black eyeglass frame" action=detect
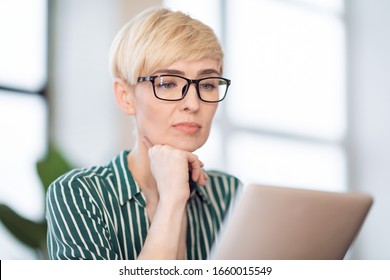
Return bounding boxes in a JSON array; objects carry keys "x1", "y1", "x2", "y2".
[{"x1": 137, "y1": 74, "x2": 231, "y2": 103}]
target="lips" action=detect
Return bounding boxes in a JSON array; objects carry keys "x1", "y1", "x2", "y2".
[{"x1": 172, "y1": 122, "x2": 201, "y2": 134}]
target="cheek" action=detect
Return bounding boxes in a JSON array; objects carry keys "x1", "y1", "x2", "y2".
[
  {"x1": 136, "y1": 106, "x2": 160, "y2": 133},
  {"x1": 200, "y1": 105, "x2": 218, "y2": 137},
  {"x1": 205, "y1": 105, "x2": 218, "y2": 125},
  {"x1": 133, "y1": 94, "x2": 152, "y2": 133},
  {"x1": 135, "y1": 100, "x2": 174, "y2": 138}
]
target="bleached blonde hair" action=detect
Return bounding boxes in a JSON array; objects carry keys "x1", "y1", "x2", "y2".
[{"x1": 109, "y1": 7, "x2": 224, "y2": 85}]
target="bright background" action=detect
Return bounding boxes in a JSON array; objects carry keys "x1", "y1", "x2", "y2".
[{"x1": 1, "y1": 0, "x2": 389, "y2": 259}]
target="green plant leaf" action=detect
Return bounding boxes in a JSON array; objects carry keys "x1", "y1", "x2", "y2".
[
  {"x1": 0, "y1": 204, "x2": 47, "y2": 249},
  {"x1": 0, "y1": 143, "x2": 73, "y2": 255},
  {"x1": 36, "y1": 144, "x2": 73, "y2": 191}
]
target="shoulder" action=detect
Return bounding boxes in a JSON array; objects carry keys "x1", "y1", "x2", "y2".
[
  {"x1": 48, "y1": 164, "x2": 111, "y2": 189},
  {"x1": 46, "y1": 163, "x2": 113, "y2": 205},
  {"x1": 206, "y1": 170, "x2": 242, "y2": 191},
  {"x1": 204, "y1": 170, "x2": 243, "y2": 203}
]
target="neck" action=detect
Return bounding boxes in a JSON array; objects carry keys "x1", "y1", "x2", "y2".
[{"x1": 127, "y1": 139, "x2": 159, "y2": 204}]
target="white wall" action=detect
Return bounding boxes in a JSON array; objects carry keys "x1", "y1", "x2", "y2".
[{"x1": 347, "y1": 0, "x2": 390, "y2": 259}]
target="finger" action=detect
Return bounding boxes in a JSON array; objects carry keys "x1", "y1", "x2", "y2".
[
  {"x1": 198, "y1": 161, "x2": 208, "y2": 185},
  {"x1": 143, "y1": 136, "x2": 154, "y2": 149},
  {"x1": 191, "y1": 164, "x2": 201, "y2": 182},
  {"x1": 188, "y1": 154, "x2": 201, "y2": 173},
  {"x1": 187, "y1": 154, "x2": 208, "y2": 186},
  {"x1": 196, "y1": 169, "x2": 208, "y2": 186}
]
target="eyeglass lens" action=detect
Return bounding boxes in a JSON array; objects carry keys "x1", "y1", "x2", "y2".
[{"x1": 153, "y1": 76, "x2": 227, "y2": 102}]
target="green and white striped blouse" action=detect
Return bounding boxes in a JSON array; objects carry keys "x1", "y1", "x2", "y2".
[{"x1": 46, "y1": 150, "x2": 241, "y2": 260}]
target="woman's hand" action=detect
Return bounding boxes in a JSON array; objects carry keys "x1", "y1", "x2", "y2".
[
  {"x1": 137, "y1": 137, "x2": 208, "y2": 259},
  {"x1": 143, "y1": 136, "x2": 208, "y2": 203}
]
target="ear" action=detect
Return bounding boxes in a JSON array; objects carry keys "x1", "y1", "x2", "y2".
[{"x1": 113, "y1": 78, "x2": 136, "y2": 115}]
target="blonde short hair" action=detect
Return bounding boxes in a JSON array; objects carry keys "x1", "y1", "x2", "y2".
[{"x1": 109, "y1": 7, "x2": 224, "y2": 85}]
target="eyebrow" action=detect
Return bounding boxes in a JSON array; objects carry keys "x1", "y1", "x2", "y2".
[
  {"x1": 153, "y1": 68, "x2": 221, "y2": 76},
  {"x1": 199, "y1": 68, "x2": 221, "y2": 76},
  {"x1": 153, "y1": 69, "x2": 184, "y2": 75}
]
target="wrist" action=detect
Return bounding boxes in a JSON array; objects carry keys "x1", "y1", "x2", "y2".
[
  {"x1": 158, "y1": 193, "x2": 188, "y2": 209},
  {"x1": 157, "y1": 182, "x2": 190, "y2": 206}
]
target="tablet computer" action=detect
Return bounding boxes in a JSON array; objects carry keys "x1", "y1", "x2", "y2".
[{"x1": 210, "y1": 184, "x2": 373, "y2": 259}]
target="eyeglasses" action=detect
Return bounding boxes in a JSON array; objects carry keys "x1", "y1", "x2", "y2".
[{"x1": 137, "y1": 74, "x2": 231, "y2": 103}]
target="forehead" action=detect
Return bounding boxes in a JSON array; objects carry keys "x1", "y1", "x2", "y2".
[{"x1": 152, "y1": 58, "x2": 222, "y2": 76}]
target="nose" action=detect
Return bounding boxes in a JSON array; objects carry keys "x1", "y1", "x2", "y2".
[{"x1": 180, "y1": 83, "x2": 200, "y2": 112}]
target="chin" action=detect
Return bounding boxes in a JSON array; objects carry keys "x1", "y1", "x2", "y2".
[
  {"x1": 171, "y1": 139, "x2": 206, "y2": 152},
  {"x1": 174, "y1": 144, "x2": 201, "y2": 153}
]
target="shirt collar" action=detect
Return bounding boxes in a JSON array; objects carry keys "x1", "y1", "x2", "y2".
[
  {"x1": 189, "y1": 179, "x2": 211, "y2": 205},
  {"x1": 109, "y1": 150, "x2": 146, "y2": 207},
  {"x1": 110, "y1": 150, "x2": 210, "y2": 206}
]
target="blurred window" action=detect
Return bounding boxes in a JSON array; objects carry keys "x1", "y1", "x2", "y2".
[
  {"x1": 0, "y1": 0, "x2": 48, "y2": 259},
  {"x1": 165, "y1": 0, "x2": 347, "y2": 192}
]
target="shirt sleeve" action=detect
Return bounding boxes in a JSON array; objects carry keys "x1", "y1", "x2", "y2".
[{"x1": 45, "y1": 172, "x2": 120, "y2": 260}]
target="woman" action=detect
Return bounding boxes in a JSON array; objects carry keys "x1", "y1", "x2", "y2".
[{"x1": 46, "y1": 7, "x2": 241, "y2": 260}]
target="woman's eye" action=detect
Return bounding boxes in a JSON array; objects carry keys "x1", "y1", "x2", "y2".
[
  {"x1": 200, "y1": 83, "x2": 216, "y2": 90},
  {"x1": 157, "y1": 82, "x2": 176, "y2": 89}
]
